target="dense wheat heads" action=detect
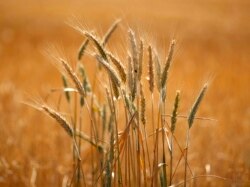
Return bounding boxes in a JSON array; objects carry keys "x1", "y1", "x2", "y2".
[{"x1": 30, "y1": 19, "x2": 211, "y2": 187}]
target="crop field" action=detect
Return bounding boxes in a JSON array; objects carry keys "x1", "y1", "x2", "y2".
[{"x1": 0, "y1": 0, "x2": 249, "y2": 186}]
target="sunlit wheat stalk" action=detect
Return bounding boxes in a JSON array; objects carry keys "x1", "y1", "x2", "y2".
[
  {"x1": 184, "y1": 83, "x2": 208, "y2": 187},
  {"x1": 170, "y1": 90, "x2": 180, "y2": 185}
]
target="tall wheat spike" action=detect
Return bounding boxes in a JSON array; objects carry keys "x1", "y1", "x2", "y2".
[
  {"x1": 128, "y1": 29, "x2": 138, "y2": 67},
  {"x1": 128, "y1": 29, "x2": 138, "y2": 101},
  {"x1": 161, "y1": 40, "x2": 175, "y2": 89},
  {"x1": 153, "y1": 50, "x2": 162, "y2": 92},
  {"x1": 140, "y1": 84, "x2": 146, "y2": 125},
  {"x1": 60, "y1": 59, "x2": 86, "y2": 97},
  {"x1": 171, "y1": 90, "x2": 180, "y2": 133},
  {"x1": 138, "y1": 40, "x2": 144, "y2": 81},
  {"x1": 78, "y1": 38, "x2": 89, "y2": 60},
  {"x1": 148, "y1": 45, "x2": 154, "y2": 93},
  {"x1": 127, "y1": 56, "x2": 134, "y2": 98},
  {"x1": 188, "y1": 83, "x2": 208, "y2": 128}
]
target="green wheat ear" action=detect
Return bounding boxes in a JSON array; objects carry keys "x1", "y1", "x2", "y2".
[
  {"x1": 62, "y1": 75, "x2": 70, "y2": 103},
  {"x1": 78, "y1": 38, "x2": 89, "y2": 60},
  {"x1": 188, "y1": 83, "x2": 208, "y2": 128},
  {"x1": 171, "y1": 90, "x2": 180, "y2": 133}
]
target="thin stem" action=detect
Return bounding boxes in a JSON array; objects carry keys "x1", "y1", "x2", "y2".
[
  {"x1": 184, "y1": 128, "x2": 190, "y2": 187},
  {"x1": 169, "y1": 134, "x2": 173, "y2": 185},
  {"x1": 160, "y1": 93, "x2": 167, "y2": 187},
  {"x1": 151, "y1": 94, "x2": 155, "y2": 142},
  {"x1": 108, "y1": 78, "x2": 123, "y2": 186}
]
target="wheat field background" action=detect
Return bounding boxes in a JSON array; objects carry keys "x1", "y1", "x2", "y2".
[{"x1": 0, "y1": 0, "x2": 249, "y2": 186}]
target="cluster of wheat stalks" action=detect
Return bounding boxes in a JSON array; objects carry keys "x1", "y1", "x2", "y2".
[{"x1": 30, "y1": 19, "x2": 208, "y2": 187}]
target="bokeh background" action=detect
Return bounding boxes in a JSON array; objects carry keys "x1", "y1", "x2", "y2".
[{"x1": 0, "y1": 0, "x2": 249, "y2": 186}]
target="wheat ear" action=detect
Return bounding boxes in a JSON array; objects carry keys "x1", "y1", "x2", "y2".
[
  {"x1": 85, "y1": 32, "x2": 108, "y2": 61},
  {"x1": 78, "y1": 38, "x2": 89, "y2": 60},
  {"x1": 102, "y1": 19, "x2": 121, "y2": 46},
  {"x1": 95, "y1": 55, "x2": 121, "y2": 98},
  {"x1": 60, "y1": 59, "x2": 86, "y2": 97},
  {"x1": 148, "y1": 45, "x2": 154, "y2": 93},
  {"x1": 140, "y1": 84, "x2": 146, "y2": 125},
  {"x1": 188, "y1": 83, "x2": 208, "y2": 128},
  {"x1": 161, "y1": 40, "x2": 175, "y2": 89},
  {"x1": 107, "y1": 52, "x2": 127, "y2": 83},
  {"x1": 41, "y1": 105, "x2": 73, "y2": 137},
  {"x1": 171, "y1": 90, "x2": 180, "y2": 133},
  {"x1": 138, "y1": 39, "x2": 144, "y2": 81}
]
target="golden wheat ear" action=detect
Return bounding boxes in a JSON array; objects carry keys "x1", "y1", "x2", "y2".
[{"x1": 107, "y1": 52, "x2": 127, "y2": 83}]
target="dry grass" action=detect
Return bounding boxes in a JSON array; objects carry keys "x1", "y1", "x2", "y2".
[{"x1": 0, "y1": 0, "x2": 250, "y2": 186}]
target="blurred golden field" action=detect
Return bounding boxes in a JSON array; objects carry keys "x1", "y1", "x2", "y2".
[{"x1": 0, "y1": 0, "x2": 250, "y2": 186}]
